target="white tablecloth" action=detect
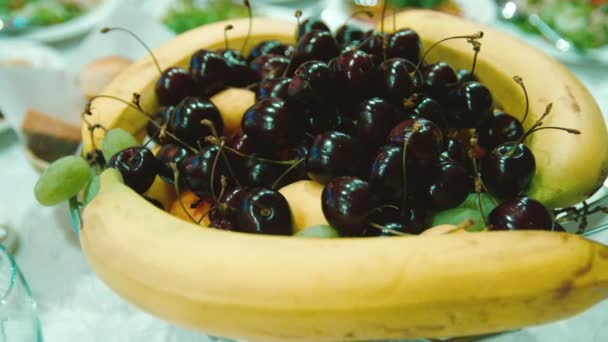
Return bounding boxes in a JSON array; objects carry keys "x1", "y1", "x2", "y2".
[{"x1": 1, "y1": 1, "x2": 608, "y2": 341}]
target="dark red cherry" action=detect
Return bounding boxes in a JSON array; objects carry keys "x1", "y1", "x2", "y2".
[
  {"x1": 146, "y1": 106, "x2": 172, "y2": 144},
  {"x1": 386, "y1": 28, "x2": 421, "y2": 63},
  {"x1": 155, "y1": 143, "x2": 191, "y2": 184},
  {"x1": 305, "y1": 131, "x2": 362, "y2": 184},
  {"x1": 477, "y1": 112, "x2": 524, "y2": 151},
  {"x1": 209, "y1": 186, "x2": 248, "y2": 228},
  {"x1": 446, "y1": 81, "x2": 494, "y2": 128},
  {"x1": 236, "y1": 188, "x2": 293, "y2": 235},
  {"x1": 180, "y1": 145, "x2": 229, "y2": 197},
  {"x1": 377, "y1": 58, "x2": 416, "y2": 104},
  {"x1": 305, "y1": 105, "x2": 356, "y2": 135},
  {"x1": 457, "y1": 69, "x2": 479, "y2": 83},
  {"x1": 294, "y1": 30, "x2": 339, "y2": 65},
  {"x1": 368, "y1": 145, "x2": 431, "y2": 206},
  {"x1": 288, "y1": 61, "x2": 334, "y2": 105},
  {"x1": 155, "y1": 67, "x2": 196, "y2": 106},
  {"x1": 488, "y1": 196, "x2": 553, "y2": 231},
  {"x1": 247, "y1": 40, "x2": 292, "y2": 62},
  {"x1": 386, "y1": 118, "x2": 444, "y2": 170},
  {"x1": 168, "y1": 97, "x2": 223, "y2": 147},
  {"x1": 333, "y1": 49, "x2": 377, "y2": 98},
  {"x1": 439, "y1": 137, "x2": 469, "y2": 165},
  {"x1": 297, "y1": 17, "x2": 330, "y2": 40},
  {"x1": 408, "y1": 97, "x2": 449, "y2": 135},
  {"x1": 360, "y1": 30, "x2": 386, "y2": 61},
  {"x1": 109, "y1": 147, "x2": 158, "y2": 194},
  {"x1": 321, "y1": 176, "x2": 378, "y2": 236},
  {"x1": 428, "y1": 161, "x2": 472, "y2": 210},
  {"x1": 250, "y1": 54, "x2": 290, "y2": 80},
  {"x1": 217, "y1": 48, "x2": 259, "y2": 87},
  {"x1": 335, "y1": 24, "x2": 364, "y2": 47},
  {"x1": 363, "y1": 206, "x2": 428, "y2": 236},
  {"x1": 422, "y1": 62, "x2": 458, "y2": 101},
  {"x1": 481, "y1": 142, "x2": 536, "y2": 200},
  {"x1": 241, "y1": 97, "x2": 299, "y2": 149},
  {"x1": 189, "y1": 49, "x2": 229, "y2": 97},
  {"x1": 256, "y1": 77, "x2": 291, "y2": 100},
  {"x1": 356, "y1": 97, "x2": 403, "y2": 148}
]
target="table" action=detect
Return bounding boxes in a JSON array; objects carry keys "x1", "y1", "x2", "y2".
[{"x1": 1, "y1": 1, "x2": 608, "y2": 341}]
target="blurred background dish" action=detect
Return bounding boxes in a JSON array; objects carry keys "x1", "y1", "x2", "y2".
[
  {"x1": 0, "y1": 38, "x2": 64, "y2": 68},
  {"x1": 493, "y1": 0, "x2": 608, "y2": 65},
  {"x1": 1, "y1": 0, "x2": 120, "y2": 43}
]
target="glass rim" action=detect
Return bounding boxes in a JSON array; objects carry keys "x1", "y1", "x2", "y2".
[
  {"x1": 0, "y1": 244, "x2": 18, "y2": 303},
  {"x1": 0, "y1": 244, "x2": 35, "y2": 305}
]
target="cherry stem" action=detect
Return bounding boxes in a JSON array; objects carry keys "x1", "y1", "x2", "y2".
[
  {"x1": 392, "y1": 7, "x2": 396, "y2": 32},
  {"x1": 368, "y1": 222, "x2": 412, "y2": 236},
  {"x1": 513, "y1": 76, "x2": 530, "y2": 125},
  {"x1": 212, "y1": 139, "x2": 300, "y2": 165},
  {"x1": 475, "y1": 179, "x2": 488, "y2": 227},
  {"x1": 170, "y1": 162, "x2": 199, "y2": 224},
  {"x1": 345, "y1": 10, "x2": 374, "y2": 24},
  {"x1": 281, "y1": 10, "x2": 303, "y2": 78},
  {"x1": 415, "y1": 31, "x2": 483, "y2": 72},
  {"x1": 468, "y1": 38, "x2": 481, "y2": 75},
  {"x1": 526, "y1": 126, "x2": 581, "y2": 135},
  {"x1": 200, "y1": 119, "x2": 241, "y2": 187},
  {"x1": 196, "y1": 205, "x2": 215, "y2": 225},
  {"x1": 469, "y1": 134, "x2": 499, "y2": 206},
  {"x1": 454, "y1": 219, "x2": 476, "y2": 232},
  {"x1": 224, "y1": 24, "x2": 233, "y2": 50},
  {"x1": 101, "y1": 27, "x2": 162, "y2": 74},
  {"x1": 90, "y1": 94, "x2": 199, "y2": 153},
  {"x1": 240, "y1": 0, "x2": 252, "y2": 54},
  {"x1": 271, "y1": 158, "x2": 304, "y2": 190},
  {"x1": 519, "y1": 102, "x2": 552, "y2": 142},
  {"x1": 401, "y1": 122, "x2": 421, "y2": 214},
  {"x1": 210, "y1": 141, "x2": 224, "y2": 203}
]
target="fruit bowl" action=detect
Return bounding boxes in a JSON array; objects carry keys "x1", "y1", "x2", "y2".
[{"x1": 76, "y1": 9, "x2": 608, "y2": 342}]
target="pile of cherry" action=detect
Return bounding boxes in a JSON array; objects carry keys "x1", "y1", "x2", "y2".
[{"x1": 105, "y1": 15, "x2": 571, "y2": 237}]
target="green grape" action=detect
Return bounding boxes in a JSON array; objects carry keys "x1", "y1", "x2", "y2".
[
  {"x1": 83, "y1": 174, "x2": 100, "y2": 206},
  {"x1": 34, "y1": 156, "x2": 93, "y2": 206},
  {"x1": 458, "y1": 192, "x2": 497, "y2": 213},
  {"x1": 430, "y1": 208, "x2": 486, "y2": 232},
  {"x1": 295, "y1": 225, "x2": 340, "y2": 238},
  {"x1": 101, "y1": 128, "x2": 139, "y2": 162}
]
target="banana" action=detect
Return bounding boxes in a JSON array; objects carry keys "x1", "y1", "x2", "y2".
[
  {"x1": 383, "y1": 10, "x2": 608, "y2": 209},
  {"x1": 78, "y1": 10, "x2": 608, "y2": 342},
  {"x1": 83, "y1": 168, "x2": 608, "y2": 341},
  {"x1": 279, "y1": 180, "x2": 328, "y2": 233}
]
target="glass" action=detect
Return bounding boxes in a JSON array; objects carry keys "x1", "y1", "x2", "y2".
[{"x1": 0, "y1": 245, "x2": 43, "y2": 342}]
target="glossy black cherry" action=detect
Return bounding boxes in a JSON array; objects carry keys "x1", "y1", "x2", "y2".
[
  {"x1": 168, "y1": 97, "x2": 224, "y2": 147},
  {"x1": 155, "y1": 67, "x2": 196, "y2": 106},
  {"x1": 294, "y1": 30, "x2": 339, "y2": 65},
  {"x1": 428, "y1": 161, "x2": 472, "y2": 210},
  {"x1": 180, "y1": 145, "x2": 228, "y2": 197},
  {"x1": 189, "y1": 49, "x2": 229, "y2": 97},
  {"x1": 241, "y1": 97, "x2": 299, "y2": 149},
  {"x1": 217, "y1": 48, "x2": 259, "y2": 87},
  {"x1": 356, "y1": 97, "x2": 402, "y2": 148},
  {"x1": 477, "y1": 112, "x2": 524, "y2": 151},
  {"x1": 335, "y1": 24, "x2": 364, "y2": 47},
  {"x1": 109, "y1": 147, "x2": 158, "y2": 194},
  {"x1": 236, "y1": 188, "x2": 293, "y2": 235},
  {"x1": 297, "y1": 17, "x2": 330, "y2": 39},
  {"x1": 422, "y1": 62, "x2": 458, "y2": 101},
  {"x1": 481, "y1": 142, "x2": 536, "y2": 200},
  {"x1": 377, "y1": 58, "x2": 416, "y2": 104},
  {"x1": 305, "y1": 131, "x2": 362, "y2": 184},
  {"x1": 256, "y1": 77, "x2": 291, "y2": 100},
  {"x1": 386, "y1": 28, "x2": 422, "y2": 63},
  {"x1": 155, "y1": 143, "x2": 191, "y2": 184},
  {"x1": 333, "y1": 49, "x2": 377, "y2": 98},
  {"x1": 321, "y1": 176, "x2": 378, "y2": 236},
  {"x1": 247, "y1": 40, "x2": 292, "y2": 62},
  {"x1": 408, "y1": 97, "x2": 449, "y2": 135},
  {"x1": 386, "y1": 118, "x2": 444, "y2": 170},
  {"x1": 446, "y1": 81, "x2": 494, "y2": 128},
  {"x1": 288, "y1": 61, "x2": 334, "y2": 105},
  {"x1": 250, "y1": 54, "x2": 290, "y2": 80},
  {"x1": 488, "y1": 196, "x2": 553, "y2": 230}
]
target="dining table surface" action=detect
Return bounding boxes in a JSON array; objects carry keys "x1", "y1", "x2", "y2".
[{"x1": 1, "y1": 1, "x2": 608, "y2": 341}]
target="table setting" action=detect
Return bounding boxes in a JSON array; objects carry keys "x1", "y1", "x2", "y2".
[{"x1": 1, "y1": 1, "x2": 608, "y2": 341}]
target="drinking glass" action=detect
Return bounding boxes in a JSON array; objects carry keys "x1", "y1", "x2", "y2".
[{"x1": 0, "y1": 245, "x2": 43, "y2": 341}]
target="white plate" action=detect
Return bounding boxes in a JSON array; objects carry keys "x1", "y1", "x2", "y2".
[
  {"x1": 0, "y1": 39, "x2": 64, "y2": 69},
  {"x1": 15, "y1": 0, "x2": 121, "y2": 43}
]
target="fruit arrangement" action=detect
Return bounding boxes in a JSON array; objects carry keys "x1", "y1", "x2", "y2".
[{"x1": 34, "y1": 4, "x2": 608, "y2": 342}]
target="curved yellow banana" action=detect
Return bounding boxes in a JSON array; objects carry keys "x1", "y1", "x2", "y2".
[
  {"x1": 384, "y1": 10, "x2": 608, "y2": 208},
  {"x1": 83, "y1": 169, "x2": 608, "y2": 341}
]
